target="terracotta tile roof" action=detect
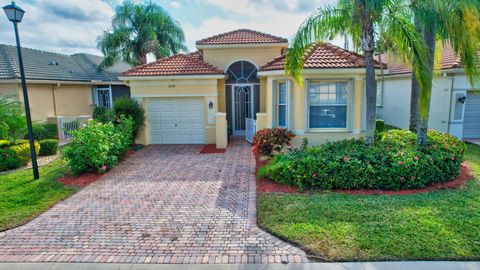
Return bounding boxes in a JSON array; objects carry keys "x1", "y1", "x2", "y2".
[
  {"x1": 259, "y1": 43, "x2": 386, "y2": 71},
  {"x1": 122, "y1": 53, "x2": 224, "y2": 77},
  {"x1": 380, "y1": 44, "x2": 464, "y2": 75},
  {"x1": 196, "y1": 29, "x2": 288, "y2": 46}
]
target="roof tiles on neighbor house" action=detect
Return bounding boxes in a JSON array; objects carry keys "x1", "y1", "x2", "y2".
[
  {"x1": 121, "y1": 53, "x2": 224, "y2": 77},
  {"x1": 196, "y1": 29, "x2": 288, "y2": 45},
  {"x1": 259, "y1": 43, "x2": 386, "y2": 71},
  {"x1": 380, "y1": 44, "x2": 464, "y2": 75},
  {"x1": 0, "y1": 44, "x2": 129, "y2": 82}
]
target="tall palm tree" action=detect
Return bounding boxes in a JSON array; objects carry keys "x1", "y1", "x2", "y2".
[
  {"x1": 407, "y1": 0, "x2": 480, "y2": 145},
  {"x1": 97, "y1": 0, "x2": 187, "y2": 68},
  {"x1": 286, "y1": 0, "x2": 429, "y2": 145}
]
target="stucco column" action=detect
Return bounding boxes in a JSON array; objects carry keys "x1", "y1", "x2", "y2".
[
  {"x1": 215, "y1": 112, "x2": 228, "y2": 149},
  {"x1": 256, "y1": 113, "x2": 268, "y2": 132}
]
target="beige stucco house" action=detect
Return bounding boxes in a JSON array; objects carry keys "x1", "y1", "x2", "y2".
[
  {"x1": 120, "y1": 29, "x2": 383, "y2": 148},
  {"x1": 0, "y1": 44, "x2": 130, "y2": 124}
]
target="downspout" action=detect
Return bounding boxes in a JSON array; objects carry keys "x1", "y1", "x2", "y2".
[
  {"x1": 446, "y1": 74, "x2": 454, "y2": 134},
  {"x1": 52, "y1": 83, "x2": 60, "y2": 116}
]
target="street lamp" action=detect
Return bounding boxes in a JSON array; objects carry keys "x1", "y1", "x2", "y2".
[{"x1": 3, "y1": 1, "x2": 39, "y2": 179}]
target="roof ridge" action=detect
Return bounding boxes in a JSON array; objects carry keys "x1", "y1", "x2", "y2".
[
  {"x1": 196, "y1": 29, "x2": 288, "y2": 45},
  {"x1": 122, "y1": 52, "x2": 224, "y2": 76},
  {"x1": 0, "y1": 43, "x2": 72, "y2": 58},
  {"x1": 0, "y1": 44, "x2": 20, "y2": 78}
]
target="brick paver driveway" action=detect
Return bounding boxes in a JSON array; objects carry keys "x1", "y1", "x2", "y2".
[{"x1": 0, "y1": 140, "x2": 307, "y2": 264}]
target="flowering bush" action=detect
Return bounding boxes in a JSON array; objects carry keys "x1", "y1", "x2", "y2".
[
  {"x1": 64, "y1": 116, "x2": 133, "y2": 176},
  {"x1": 252, "y1": 128, "x2": 295, "y2": 157},
  {"x1": 259, "y1": 129, "x2": 466, "y2": 190}
]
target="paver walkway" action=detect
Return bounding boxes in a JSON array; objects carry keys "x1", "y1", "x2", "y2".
[{"x1": 0, "y1": 139, "x2": 307, "y2": 264}]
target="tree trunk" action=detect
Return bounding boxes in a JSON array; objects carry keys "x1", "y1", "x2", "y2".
[
  {"x1": 357, "y1": 1, "x2": 377, "y2": 146},
  {"x1": 136, "y1": 53, "x2": 147, "y2": 65},
  {"x1": 409, "y1": 18, "x2": 422, "y2": 132},
  {"x1": 417, "y1": 26, "x2": 436, "y2": 146}
]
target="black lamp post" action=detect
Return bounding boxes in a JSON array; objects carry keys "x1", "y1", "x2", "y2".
[{"x1": 3, "y1": 1, "x2": 39, "y2": 179}]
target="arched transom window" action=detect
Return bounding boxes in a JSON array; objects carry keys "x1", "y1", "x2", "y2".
[{"x1": 226, "y1": 61, "x2": 259, "y2": 84}]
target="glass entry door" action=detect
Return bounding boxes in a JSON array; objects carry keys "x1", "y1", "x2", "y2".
[{"x1": 232, "y1": 85, "x2": 254, "y2": 135}]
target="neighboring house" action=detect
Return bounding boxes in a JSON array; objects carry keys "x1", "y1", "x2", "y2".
[
  {"x1": 377, "y1": 45, "x2": 480, "y2": 140},
  {"x1": 0, "y1": 44, "x2": 131, "y2": 123},
  {"x1": 120, "y1": 29, "x2": 384, "y2": 147}
]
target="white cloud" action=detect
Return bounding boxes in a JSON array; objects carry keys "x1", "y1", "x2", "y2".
[
  {"x1": 183, "y1": 0, "x2": 340, "y2": 51},
  {"x1": 0, "y1": 0, "x2": 114, "y2": 55},
  {"x1": 169, "y1": 1, "x2": 182, "y2": 8}
]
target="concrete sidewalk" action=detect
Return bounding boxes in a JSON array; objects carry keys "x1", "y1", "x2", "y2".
[{"x1": 0, "y1": 262, "x2": 479, "y2": 270}]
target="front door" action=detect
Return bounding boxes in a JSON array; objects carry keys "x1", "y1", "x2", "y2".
[{"x1": 232, "y1": 85, "x2": 254, "y2": 136}]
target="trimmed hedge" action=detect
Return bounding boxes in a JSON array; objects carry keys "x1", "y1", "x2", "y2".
[
  {"x1": 0, "y1": 140, "x2": 11, "y2": 148},
  {"x1": 0, "y1": 148, "x2": 22, "y2": 171},
  {"x1": 9, "y1": 140, "x2": 41, "y2": 166},
  {"x1": 39, "y1": 139, "x2": 59, "y2": 156},
  {"x1": 260, "y1": 129, "x2": 466, "y2": 190},
  {"x1": 30, "y1": 123, "x2": 58, "y2": 140}
]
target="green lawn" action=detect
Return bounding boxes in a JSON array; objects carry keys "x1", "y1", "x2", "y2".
[
  {"x1": 0, "y1": 159, "x2": 75, "y2": 231},
  {"x1": 257, "y1": 143, "x2": 480, "y2": 261}
]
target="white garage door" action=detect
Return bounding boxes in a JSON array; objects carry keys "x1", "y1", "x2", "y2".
[
  {"x1": 148, "y1": 97, "x2": 206, "y2": 144},
  {"x1": 463, "y1": 91, "x2": 480, "y2": 139}
]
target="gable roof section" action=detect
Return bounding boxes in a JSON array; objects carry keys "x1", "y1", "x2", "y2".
[
  {"x1": 196, "y1": 29, "x2": 288, "y2": 46},
  {"x1": 0, "y1": 44, "x2": 130, "y2": 82},
  {"x1": 382, "y1": 45, "x2": 463, "y2": 75},
  {"x1": 121, "y1": 52, "x2": 224, "y2": 77},
  {"x1": 259, "y1": 43, "x2": 386, "y2": 71}
]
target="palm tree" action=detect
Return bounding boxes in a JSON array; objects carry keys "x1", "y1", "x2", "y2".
[
  {"x1": 286, "y1": 0, "x2": 429, "y2": 145},
  {"x1": 407, "y1": 0, "x2": 480, "y2": 145},
  {"x1": 0, "y1": 97, "x2": 26, "y2": 142},
  {"x1": 97, "y1": 0, "x2": 187, "y2": 68}
]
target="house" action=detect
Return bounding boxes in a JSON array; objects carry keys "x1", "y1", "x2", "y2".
[
  {"x1": 377, "y1": 45, "x2": 480, "y2": 140},
  {"x1": 0, "y1": 44, "x2": 131, "y2": 124},
  {"x1": 120, "y1": 29, "x2": 384, "y2": 148}
]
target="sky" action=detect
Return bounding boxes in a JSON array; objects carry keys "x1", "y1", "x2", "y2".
[{"x1": 0, "y1": 0, "x2": 339, "y2": 56}]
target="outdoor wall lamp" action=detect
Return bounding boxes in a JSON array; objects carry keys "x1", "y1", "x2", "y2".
[
  {"x1": 3, "y1": 1, "x2": 39, "y2": 179},
  {"x1": 209, "y1": 101, "x2": 214, "y2": 109},
  {"x1": 458, "y1": 95, "x2": 467, "y2": 104}
]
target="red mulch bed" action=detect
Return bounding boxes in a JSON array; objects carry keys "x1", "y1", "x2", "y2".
[
  {"x1": 256, "y1": 158, "x2": 474, "y2": 196},
  {"x1": 57, "y1": 150, "x2": 138, "y2": 187},
  {"x1": 57, "y1": 173, "x2": 102, "y2": 187},
  {"x1": 200, "y1": 144, "x2": 226, "y2": 154}
]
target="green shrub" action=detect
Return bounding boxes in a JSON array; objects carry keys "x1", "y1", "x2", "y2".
[
  {"x1": 0, "y1": 148, "x2": 22, "y2": 171},
  {"x1": 261, "y1": 129, "x2": 466, "y2": 190},
  {"x1": 252, "y1": 128, "x2": 295, "y2": 157},
  {"x1": 93, "y1": 106, "x2": 114, "y2": 123},
  {"x1": 113, "y1": 97, "x2": 145, "y2": 141},
  {"x1": 39, "y1": 139, "x2": 59, "y2": 156},
  {"x1": 9, "y1": 140, "x2": 41, "y2": 166},
  {"x1": 376, "y1": 119, "x2": 385, "y2": 131},
  {"x1": 0, "y1": 140, "x2": 11, "y2": 148},
  {"x1": 28, "y1": 123, "x2": 58, "y2": 140},
  {"x1": 64, "y1": 116, "x2": 133, "y2": 175}
]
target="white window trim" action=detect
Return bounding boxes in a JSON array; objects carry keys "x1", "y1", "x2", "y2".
[
  {"x1": 305, "y1": 79, "x2": 352, "y2": 132},
  {"x1": 272, "y1": 80, "x2": 291, "y2": 129},
  {"x1": 94, "y1": 85, "x2": 113, "y2": 108},
  {"x1": 450, "y1": 89, "x2": 467, "y2": 123}
]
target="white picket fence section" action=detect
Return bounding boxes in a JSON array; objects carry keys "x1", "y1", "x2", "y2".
[{"x1": 245, "y1": 118, "x2": 256, "y2": 143}]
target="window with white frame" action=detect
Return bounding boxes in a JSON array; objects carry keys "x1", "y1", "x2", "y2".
[
  {"x1": 93, "y1": 86, "x2": 112, "y2": 108},
  {"x1": 277, "y1": 81, "x2": 288, "y2": 127},
  {"x1": 376, "y1": 80, "x2": 383, "y2": 107},
  {"x1": 308, "y1": 81, "x2": 349, "y2": 129}
]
